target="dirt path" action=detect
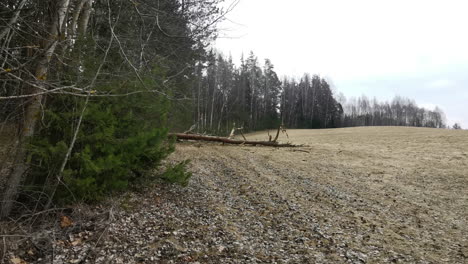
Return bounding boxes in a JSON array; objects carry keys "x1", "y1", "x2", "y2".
[{"x1": 4, "y1": 127, "x2": 468, "y2": 263}]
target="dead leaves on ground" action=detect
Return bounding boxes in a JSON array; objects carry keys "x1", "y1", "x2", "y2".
[
  {"x1": 10, "y1": 257, "x2": 27, "y2": 264},
  {"x1": 60, "y1": 215, "x2": 73, "y2": 228}
]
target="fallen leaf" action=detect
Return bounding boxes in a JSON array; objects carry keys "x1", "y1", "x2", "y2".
[
  {"x1": 155, "y1": 196, "x2": 162, "y2": 206},
  {"x1": 71, "y1": 238, "x2": 82, "y2": 246},
  {"x1": 10, "y1": 257, "x2": 27, "y2": 264},
  {"x1": 182, "y1": 256, "x2": 193, "y2": 262},
  {"x1": 60, "y1": 215, "x2": 73, "y2": 228},
  {"x1": 218, "y1": 245, "x2": 226, "y2": 252}
]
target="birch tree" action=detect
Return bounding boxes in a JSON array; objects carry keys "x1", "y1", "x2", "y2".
[{"x1": 1, "y1": 0, "x2": 73, "y2": 218}]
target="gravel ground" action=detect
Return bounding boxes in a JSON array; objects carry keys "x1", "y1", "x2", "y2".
[{"x1": 3, "y1": 127, "x2": 468, "y2": 263}]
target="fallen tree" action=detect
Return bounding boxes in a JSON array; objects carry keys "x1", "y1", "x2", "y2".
[{"x1": 168, "y1": 133, "x2": 301, "y2": 147}]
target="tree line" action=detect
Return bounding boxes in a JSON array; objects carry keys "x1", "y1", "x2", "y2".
[
  {"x1": 340, "y1": 95, "x2": 446, "y2": 128},
  {"x1": 192, "y1": 51, "x2": 343, "y2": 134},
  {"x1": 190, "y1": 51, "x2": 446, "y2": 134}
]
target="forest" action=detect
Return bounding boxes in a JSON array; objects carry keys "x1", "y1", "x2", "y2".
[
  {"x1": 0, "y1": 0, "x2": 447, "y2": 218},
  {"x1": 192, "y1": 52, "x2": 447, "y2": 134}
]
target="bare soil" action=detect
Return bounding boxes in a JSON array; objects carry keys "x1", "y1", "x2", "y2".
[{"x1": 3, "y1": 127, "x2": 468, "y2": 263}]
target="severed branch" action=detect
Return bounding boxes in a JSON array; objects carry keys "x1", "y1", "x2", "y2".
[
  {"x1": 228, "y1": 123, "x2": 246, "y2": 140},
  {"x1": 183, "y1": 123, "x2": 197, "y2": 134},
  {"x1": 272, "y1": 123, "x2": 288, "y2": 142},
  {"x1": 169, "y1": 133, "x2": 301, "y2": 147}
]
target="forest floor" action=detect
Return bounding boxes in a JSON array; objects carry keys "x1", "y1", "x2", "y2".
[
  {"x1": 0, "y1": 124, "x2": 15, "y2": 195},
  {"x1": 3, "y1": 127, "x2": 468, "y2": 263}
]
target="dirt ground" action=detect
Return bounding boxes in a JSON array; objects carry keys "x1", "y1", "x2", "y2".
[
  {"x1": 168, "y1": 127, "x2": 468, "y2": 263},
  {"x1": 3, "y1": 127, "x2": 468, "y2": 263}
]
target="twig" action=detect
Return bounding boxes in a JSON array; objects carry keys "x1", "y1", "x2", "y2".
[
  {"x1": 1, "y1": 237, "x2": 6, "y2": 263},
  {"x1": 80, "y1": 203, "x2": 116, "y2": 263},
  {"x1": 0, "y1": 0, "x2": 28, "y2": 42},
  {"x1": 0, "y1": 234, "x2": 31, "y2": 238},
  {"x1": 290, "y1": 149, "x2": 310, "y2": 153},
  {"x1": 15, "y1": 207, "x2": 69, "y2": 221}
]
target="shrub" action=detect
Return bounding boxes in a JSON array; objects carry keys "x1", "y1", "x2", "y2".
[
  {"x1": 161, "y1": 160, "x2": 192, "y2": 187},
  {"x1": 26, "y1": 84, "x2": 176, "y2": 203}
]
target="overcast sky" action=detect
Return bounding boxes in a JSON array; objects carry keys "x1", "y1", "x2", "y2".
[{"x1": 215, "y1": 0, "x2": 468, "y2": 128}]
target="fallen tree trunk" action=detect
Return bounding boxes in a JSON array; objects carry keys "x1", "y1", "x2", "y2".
[{"x1": 169, "y1": 133, "x2": 300, "y2": 147}]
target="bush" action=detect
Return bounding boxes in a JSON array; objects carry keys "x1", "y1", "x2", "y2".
[
  {"x1": 161, "y1": 160, "x2": 192, "y2": 187},
  {"x1": 26, "y1": 84, "x2": 176, "y2": 203}
]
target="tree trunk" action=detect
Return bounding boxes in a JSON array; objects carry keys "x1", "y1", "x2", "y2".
[
  {"x1": 170, "y1": 133, "x2": 299, "y2": 147},
  {"x1": 1, "y1": 0, "x2": 71, "y2": 219},
  {"x1": 210, "y1": 84, "x2": 216, "y2": 130},
  {"x1": 65, "y1": 0, "x2": 87, "y2": 49},
  {"x1": 78, "y1": 0, "x2": 93, "y2": 36}
]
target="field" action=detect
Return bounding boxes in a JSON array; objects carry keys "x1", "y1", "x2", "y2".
[
  {"x1": 167, "y1": 127, "x2": 468, "y2": 263},
  {"x1": 3, "y1": 127, "x2": 468, "y2": 263}
]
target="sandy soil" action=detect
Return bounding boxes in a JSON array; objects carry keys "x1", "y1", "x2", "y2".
[{"x1": 169, "y1": 127, "x2": 468, "y2": 263}]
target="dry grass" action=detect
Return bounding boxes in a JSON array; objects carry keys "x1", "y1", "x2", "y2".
[{"x1": 171, "y1": 126, "x2": 468, "y2": 263}]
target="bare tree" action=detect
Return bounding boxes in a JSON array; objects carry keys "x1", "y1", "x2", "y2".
[
  {"x1": 341, "y1": 95, "x2": 446, "y2": 128},
  {"x1": 453, "y1": 123, "x2": 462, "y2": 130},
  {"x1": 1, "y1": 0, "x2": 73, "y2": 218}
]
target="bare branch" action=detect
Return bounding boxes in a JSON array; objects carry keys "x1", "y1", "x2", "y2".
[{"x1": 0, "y1": 0, "x2": 28, "y2": 42}]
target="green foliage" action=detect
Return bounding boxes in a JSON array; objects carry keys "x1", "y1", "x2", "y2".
[
  {"x1": 27, "y1": 82, "x2": 176, "y2": 203},
  {"x1": 161, "y1": 160, "x2": 192, "y2": 187}
]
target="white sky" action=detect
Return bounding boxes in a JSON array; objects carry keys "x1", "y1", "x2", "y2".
[{"x1": 215, "y1": 0, "x2": 468, "y2": 128}]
